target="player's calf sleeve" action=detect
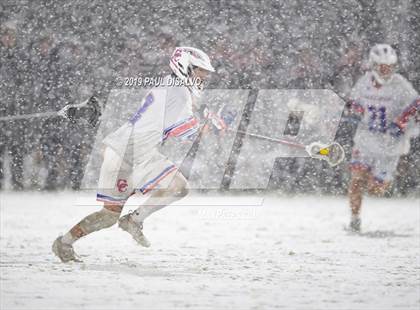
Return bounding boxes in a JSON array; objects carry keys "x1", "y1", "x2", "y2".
[
  {"x1": 65, "y1": 208, "x2": 121, "y2": 243},
  {"x1": 80, "y1": 208, "x2": 121, "y2": 232}
]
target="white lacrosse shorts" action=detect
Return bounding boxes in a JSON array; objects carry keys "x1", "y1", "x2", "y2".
[{"x1": 96, "y1": 147, "x2": 178, "y2": 205}]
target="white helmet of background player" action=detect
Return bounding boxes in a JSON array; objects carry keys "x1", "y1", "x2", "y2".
[
  {"x1": 369, "y1": 44, "x2": 398, "y2": 85},
  {"x1": 169, "y1": 46, "x2": 215, "y2": 97}
]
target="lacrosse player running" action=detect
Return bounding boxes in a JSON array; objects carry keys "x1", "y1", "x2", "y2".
[
  {"x1": 347, "y1": 44, "x2": 419, "y2": 232},
  {"x1": 53, "y1": 47, "x2": 215, "y2": 262}
]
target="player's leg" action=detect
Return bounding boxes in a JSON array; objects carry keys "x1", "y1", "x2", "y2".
[
  {"x1": 118, "y1": 171, "x2": 188, "y2": 247},
  {"x1": 365, "y1": 155, "x2": 397, "y2": 197},
  {"x1": 52, "y1": 203, "x2": 124, "y2": 262},
  {"x1": 348, "y1": 147, "x2": 376, "y2": 232},
  {"x1": 65, "y1": 203, "x2": 123, "y2": 244},
  {"x1": 132, "y1": 171, "x2": 188, "y2": 221},
  {"x1": 52, "y1": 147, "x2": 131, "y2": 262},
  {"x1": 348, "y1": 166, "x2": 368, "y2": 232},
  {"x1": 348, "y1": 152, "x2": 399, "y2": 232},
  {"x1": 367, "y1": 177, "x2": 391, "y2": 196}
]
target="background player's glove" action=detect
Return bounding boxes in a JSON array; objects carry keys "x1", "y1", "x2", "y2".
[
  {"x1": 58, "y1": 95, "x2": 102, "y2": 127},
  {"x1": 343, "y1": 100, "x2": 363, "y2": 124}
]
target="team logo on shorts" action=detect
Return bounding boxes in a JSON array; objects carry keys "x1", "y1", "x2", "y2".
[{"x1": 117, "y1": 179, "x2": 128, "y2": 192}]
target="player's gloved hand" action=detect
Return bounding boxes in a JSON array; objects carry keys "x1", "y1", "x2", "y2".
[
  {"x1": 218, "y1": 104, "x2": 237, "y2": 127},
  {"x1": 343, "y1": 100, "x2": 363, "y2": 124},
  {"x1": 209, "y1": 113, "x2": 227, "y2": 132},
  {"x1": 388, "y1": 122, "x2": 404, "y2": 138},
  {"x1": 197, "y1": 104, "x2": 225, "y2": 135},
  {"x1": 197, "y1": 104, "x2": 237, "y2": 136}
]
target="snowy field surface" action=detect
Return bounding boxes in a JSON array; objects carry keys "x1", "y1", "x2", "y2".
[{"x1": 1, "y1": 191, "x2": 419, "y2": 310}]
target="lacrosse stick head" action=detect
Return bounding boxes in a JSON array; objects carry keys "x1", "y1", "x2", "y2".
[
  {"x1": 58, "y1": 96, "x2": 102, "y2": 127},
  {"x1": 306, "y1": 142, "x2": 345, "y2": 167}
]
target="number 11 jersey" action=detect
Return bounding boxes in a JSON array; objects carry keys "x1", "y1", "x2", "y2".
[{"x1": 350, "y1": 71, "x2": 418, "y2": 157}]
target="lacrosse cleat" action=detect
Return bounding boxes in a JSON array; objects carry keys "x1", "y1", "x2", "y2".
[
  {"x1": 118, "y1": 213, "x2": 151, "y2": 248},
  {"x1": 349, "y1": 216, "x2": 361, "y2": 233},
  {"x1": 52, "y1": 236, "x2": 82, "y2": 263}
]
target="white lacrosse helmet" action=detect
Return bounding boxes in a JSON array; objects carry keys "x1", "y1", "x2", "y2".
[
  {"x1": 369, "y1": 44, "x2": 398, "y2": 84},
  {"x1": 169, "y1": 46, "x2": 215, "y2": 97}
]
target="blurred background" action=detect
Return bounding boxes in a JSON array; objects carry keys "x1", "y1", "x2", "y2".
[{"x1": 0, "y1": 0, "x2": 419, "y2": 195}]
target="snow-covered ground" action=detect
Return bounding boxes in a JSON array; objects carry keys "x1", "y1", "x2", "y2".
[{"x1": 1, "y1": 191, "x2": 419, "y2": 310}]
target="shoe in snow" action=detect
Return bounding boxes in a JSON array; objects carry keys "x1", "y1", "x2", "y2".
[
  {"x1": 118, "y1": 213, "x2": 151, "y2": 247},
  {"x1": 52, "y1": 236, "x2": 82, "y2": 263}
]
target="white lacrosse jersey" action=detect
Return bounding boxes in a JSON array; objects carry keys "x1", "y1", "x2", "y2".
[
  {"x1": 350, "y1": 71, "x2": 418, "y2": 156},
  {"x1": 103, "y1": 75, "x2": 198, "y2": 164}
]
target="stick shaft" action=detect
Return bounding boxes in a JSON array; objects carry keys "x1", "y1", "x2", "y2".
[
  {"x1": 232, "y1": 129, "x2": 306, "y2": 149},
  {"x1": 0, "y1": 111, "x2": 58, "y2": 122},
  {"x1": 179, "y1": 116, "x2": 210, "y2": 180}
]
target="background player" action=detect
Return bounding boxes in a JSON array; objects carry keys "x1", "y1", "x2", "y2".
[
  {"x1": 348, "y1": 44, "x2": 419, "y2": 232},
  {"x1": 52, "y1": 47, "x2": 215, "y2": 262}
]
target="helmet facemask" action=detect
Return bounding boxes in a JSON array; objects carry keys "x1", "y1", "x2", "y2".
[
  {"x1": 369, "y1": 44, "x2": 398, "y2": 85},
  {"x1": 372, "y1": 63, "x2": 396, "y2": 85}
]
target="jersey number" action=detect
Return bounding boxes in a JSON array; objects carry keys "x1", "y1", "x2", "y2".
[{"x1": 368, "y1": 105, "x2": 387, "y2": 133}]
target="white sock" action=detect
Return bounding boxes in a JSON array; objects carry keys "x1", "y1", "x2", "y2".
[
  {"x1": 61, "y1": 232, "x2": 76, "y2": 245},
  {"x1": 131, "y1": 190, "x2": 186, "y2": 224},
  {"x1": 131, "y1": 205, "x2": 167, "y2": 223}
]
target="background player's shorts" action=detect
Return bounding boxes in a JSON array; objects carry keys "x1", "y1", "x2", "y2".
[
  {"x1": 96, "y1": 147, "x2": 178, "y2": 204},
  {"x1": 350, "y1": 148, "x2": 400, "y2": 183}
]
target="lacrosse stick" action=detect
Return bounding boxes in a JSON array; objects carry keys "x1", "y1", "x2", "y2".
[
  {"x1": 0, "y1": 96, "x2": 102, "y2": 127},
  {"x1": 233, "y1": 129, "x2": 345, "y2": 167}
]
